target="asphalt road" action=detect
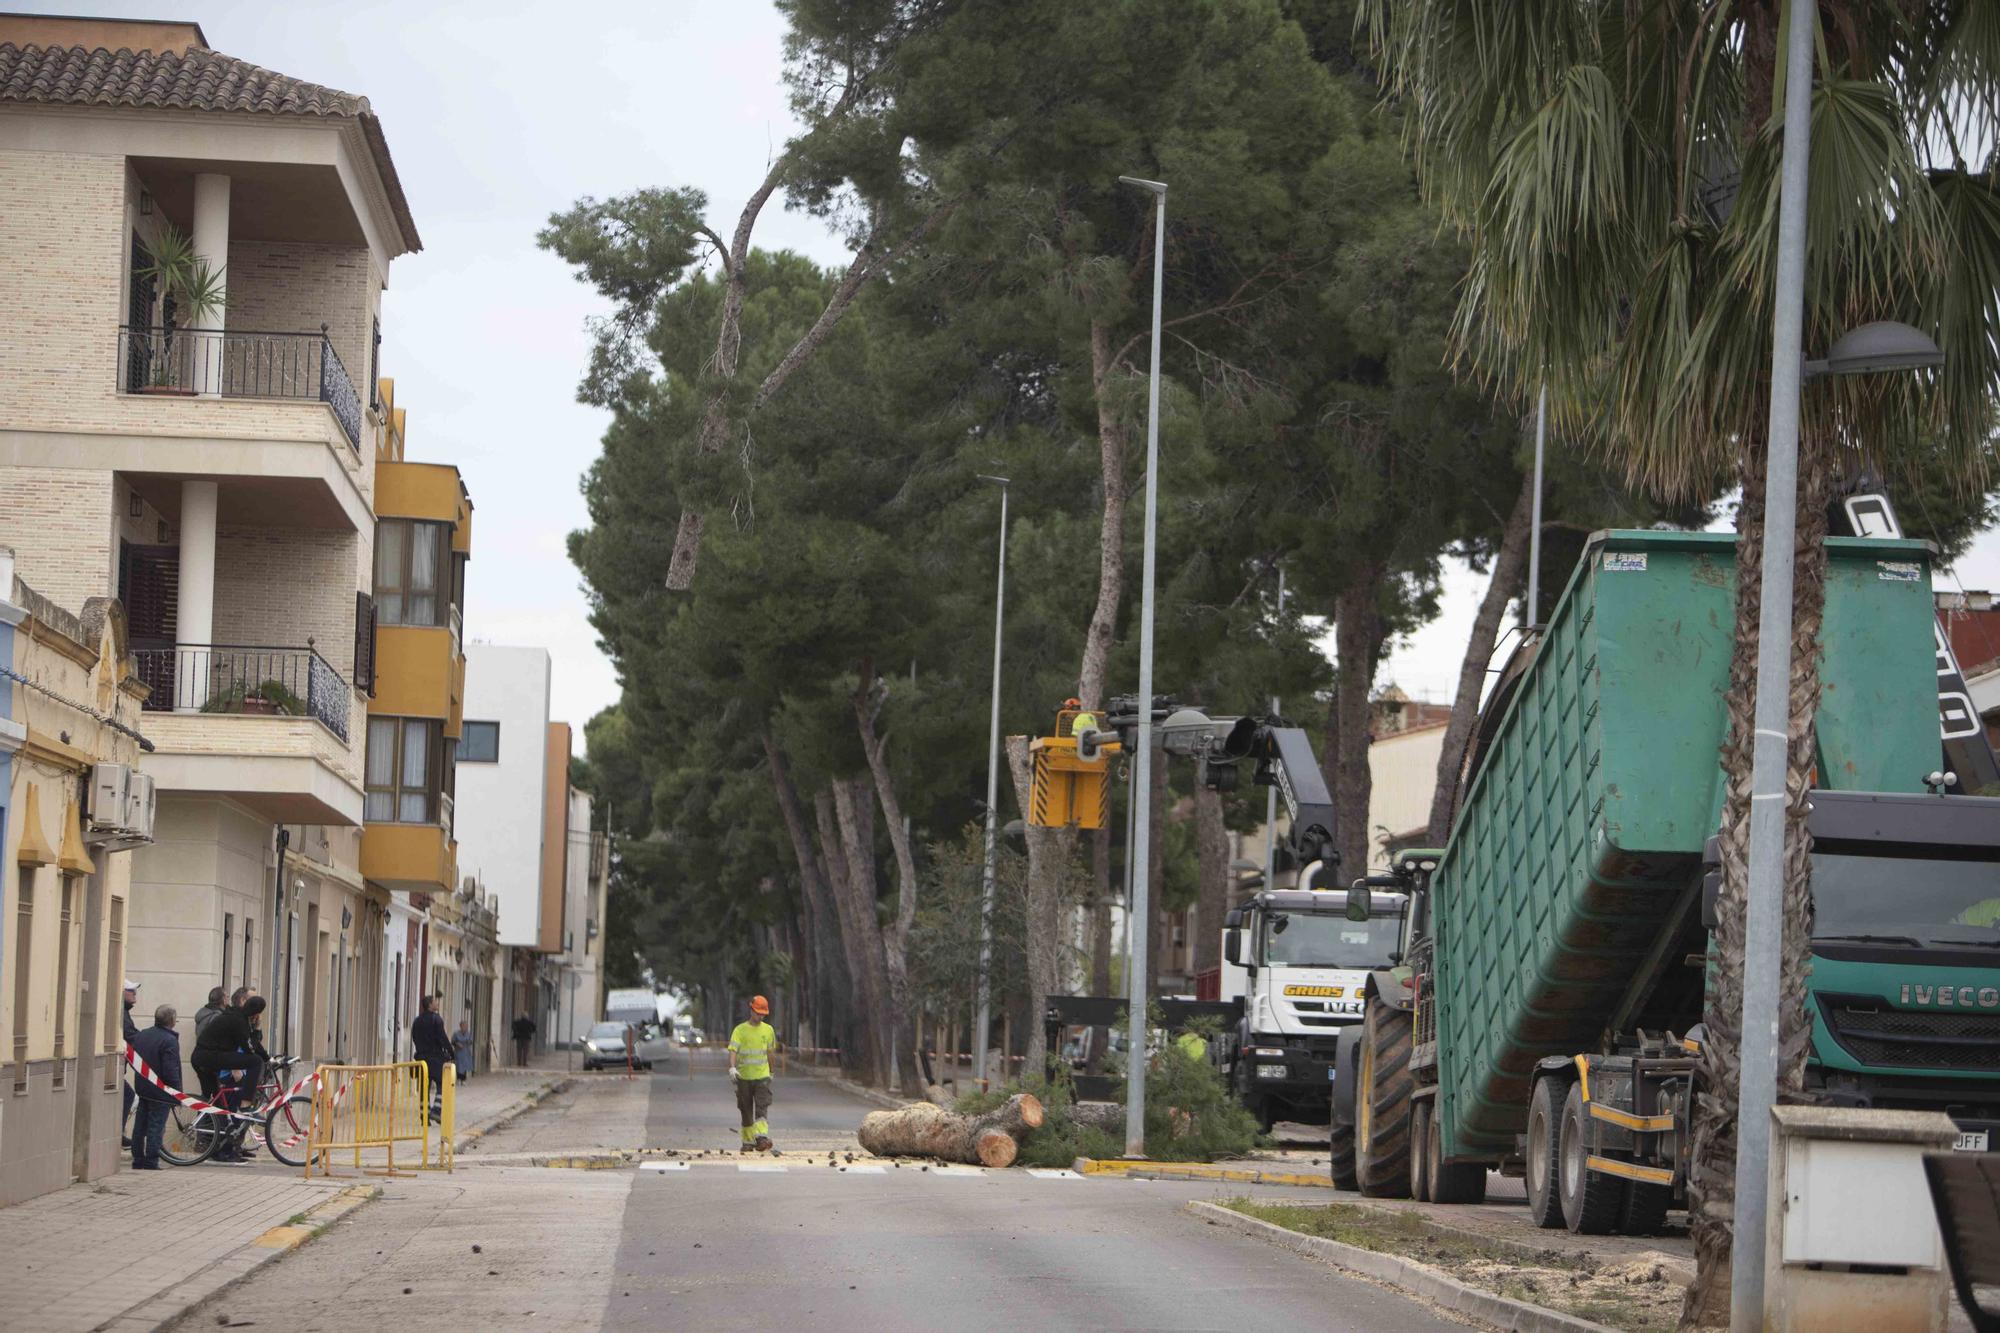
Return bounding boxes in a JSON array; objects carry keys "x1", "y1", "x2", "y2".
[{"x1": 171, "y1": 1054, "x2": 1479, "y2": 1333}]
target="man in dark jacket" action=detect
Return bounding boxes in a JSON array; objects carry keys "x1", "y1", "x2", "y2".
[
  {"x1": 511, "y1": 1013, "x2": 536, "y2": 1067},
  {"x1": 128, "y1": 1005, "x2": 181, "y2": 1169},
  {"x1": 412, "y1": 995, "x2": 453, "y2": 1124},
  {"x1": 192, "y1": 996, "x2": 266, "y2": 1162},
  {"x1": 192, "y1": 986, "x2": 226, "y2": 1038}
]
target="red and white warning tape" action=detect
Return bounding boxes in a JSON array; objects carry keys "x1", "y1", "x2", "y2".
[{"x1": 123, "y1": 1048, "x2": 346, "y2": 1151}]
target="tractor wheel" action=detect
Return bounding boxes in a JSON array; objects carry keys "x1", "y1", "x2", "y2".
[
  {"x1": 1410, "y1": 1099, "x2": 1432, "y2": 1201},
  {"x1": 1525, "y1": 1076, "x2": 1566, "y2": 1228},
  {"x1": 1328, "y1": 1115, "x2": 1358, "y2": 1191},
  {"x1": 1559, "y1": 1080, "x2": 1628, "y2": 1234},
  {"x1": 1426, "y1": 1108, "x2": 1489, "y2": 1205},
  {"x1": 1355, "y1": 994, "x2": 1414, "y2": 1198}
]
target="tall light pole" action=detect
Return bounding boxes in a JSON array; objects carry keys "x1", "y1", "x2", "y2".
[
  {"x1": 1118, "y1": 173, "x2": 1167, "y2": 1158},
  {"x1": 1262, "y1": 566, "x2": 1286, "y2": 889},
  {"x1": 1526, "y1": 383, "x2": 1547, "y2": 626},
  {"x1": 973, "y1": 475, "x2": 1009, "y2": 1090}
]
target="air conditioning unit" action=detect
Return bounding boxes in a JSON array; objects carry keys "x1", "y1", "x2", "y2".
[
  {"x1": 84, "y1": 764, "x2": 156, "y2": 849},
  {"x1": 88, "y1": 764, "x2": 131, "y2": 833}
]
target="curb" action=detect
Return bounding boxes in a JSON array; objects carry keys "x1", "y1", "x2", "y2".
[
  {"x1": 110, "y1": 1185, "x2": 382, "y2": 1332},
  {"x1": 1337, "y1": 1200, "x2": 1698, "y2": 1288},
  {"x1": 1186, "y1": 1200, "x2": 1617, "y2": 1333},
  {"x1": 453, "y1": 1075, "x2": 574, "y2": 1152},
  {"x1": 1075, "y1": 1158, "x2": 1333, "y2": 1189}
]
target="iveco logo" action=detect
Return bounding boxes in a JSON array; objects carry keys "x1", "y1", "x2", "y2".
[{"x1": 1900, "y1": 985, "x2": 2000, "y2": 1008}]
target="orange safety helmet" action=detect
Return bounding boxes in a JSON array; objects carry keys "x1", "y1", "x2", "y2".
[
  {"x1": 749, "y1": 994, "x2": 770, "y2": 1016},
  {"x1": 1064, "y1": 697, "x2": 1082, "y2": 710}
]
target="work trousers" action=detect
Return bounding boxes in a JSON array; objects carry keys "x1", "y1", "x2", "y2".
[
  {"x1": 736, "y1": 1076, "x2": 772, "y2": 1144},
  {"x1": 420, "y1": 1055, "x2": 447, "y2": 1123}
]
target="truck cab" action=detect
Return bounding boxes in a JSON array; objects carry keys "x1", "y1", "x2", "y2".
[{"x1": 1220, "y1": 877, "x2": 1408, "y2": 1130}]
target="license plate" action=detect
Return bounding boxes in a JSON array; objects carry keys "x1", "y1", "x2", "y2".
[
  {"x1": 1954, "y1": 1130, "x2": 1989, "y2": 1152},
  {"x1": 1257, "y1": 1064, "x2": 1287, "y2": 1078}
]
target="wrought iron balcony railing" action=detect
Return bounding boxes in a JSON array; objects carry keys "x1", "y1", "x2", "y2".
[
  {"x1": 118, "y1": 325, "x2": 363, "y2": 451},
  {"x1": 133, "y1": 644, "x2": 352, "y2": 744}
]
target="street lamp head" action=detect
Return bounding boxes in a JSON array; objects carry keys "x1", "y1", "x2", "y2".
[
  {"x1": 1117, "y1": 175, "x2": 1168, "y2": 195},
  {"x1": 976, "y1": 474, "x2": 1009, "y2": 487},
  {"x1": 1805, "y1": 320, "x2": 1944, "y2": 379}
]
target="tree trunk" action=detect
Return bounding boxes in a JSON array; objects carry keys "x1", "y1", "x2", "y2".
[
  {"x1": 763, "y1": 733, "x2": 848, "y2": 1045},
  {"x1": 1327, "y1": 565, "x2": 1387, "y2": 878},
  {"x1": 1682, "y1": 445, "x2": 1830, "y2": 1328},
  {"x1": 855, "y1": 668, "x2": 920, "y2": 1094},
  {"x1": 1192, "y1": 786, "x2": 1229, "y2": 976},
  {"x1": 815, "y1": 787, "x2": 883, "y2": 1086},
  {"x1": 832, "y1": 775, "x2": 898, "y2": 1088},
  {"x1": 856, "y1": 1092, "x2": 1046, "y2": 1166},
  {"x1": 1005, "y1": 735, "x2": 1074, "y2": 1074},
  {"x1": 1427, "y1": 475, "x2": 1536, "y2": 845},
  {"x1": 1077, "y1": 319, "x2": 1131, "y2": 707}
]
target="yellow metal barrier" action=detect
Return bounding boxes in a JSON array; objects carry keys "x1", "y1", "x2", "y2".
[{"x1": 304, "y1": 1061, "x2": 455, "y2": 1178}]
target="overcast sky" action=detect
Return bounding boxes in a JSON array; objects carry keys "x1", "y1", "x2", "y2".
[{"x1": 38, "y1": 1, "x2": 2000, "y2": 730}]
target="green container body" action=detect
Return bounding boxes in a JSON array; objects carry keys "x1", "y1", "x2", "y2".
[{"x1": 1433, "y1": 531, "x2": 1939, "y2": 1159}]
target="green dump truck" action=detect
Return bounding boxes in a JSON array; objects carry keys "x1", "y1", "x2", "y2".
[{"x1": 1338, "y1": 530, "x2": 2000, "y2": 1234}]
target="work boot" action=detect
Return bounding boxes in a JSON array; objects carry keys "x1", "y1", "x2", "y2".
[{"x1": 755, "y1": 1136, "x2": 772, "y2": 1153}]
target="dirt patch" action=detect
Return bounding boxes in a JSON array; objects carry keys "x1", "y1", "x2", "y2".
[{"x1": 1225, "y1": 1200, "x2": 1685, "y2": 1332}]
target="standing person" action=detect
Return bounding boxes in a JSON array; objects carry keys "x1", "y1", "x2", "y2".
[
  {"x1": 511, "y1": 1013, "x2": 536, "y2": 1067},
  {"x1": 453, "y1": 1017, "x2": 475, "y2": 1084},
  {"x1": 727, "y1": 995, "x2": 778, "y2": 1154},
  {"x1": 193, "y1": 986, "x2": 226, "y2": 1037},
  {"x1": 120, "y1": 980, "x2": 140, "y2": 1147},
  {"x1": 412, "y1": 995, "x2": 453, "y2": 1124},
  {"x1": 127, "y1": 1005, "x2": 181, "y2": 1170}
]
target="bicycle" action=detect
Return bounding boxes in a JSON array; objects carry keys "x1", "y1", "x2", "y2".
[{"x1": 161, "y1": 1055, "x2": 315, "y2": 1168}]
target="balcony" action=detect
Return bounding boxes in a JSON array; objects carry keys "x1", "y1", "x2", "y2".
[
  {"x1": 135, "y1": 644, "x2": 351, "y2": 743},
  {"x1": 362, "y1": 792, "x2": 457, "y2": 893},
  {"x1": 131, "y1": 644, "x2": 363, "y2": 825},
  {"x1": 118, "y1": 325, "x2": 363, "y2": 451}
]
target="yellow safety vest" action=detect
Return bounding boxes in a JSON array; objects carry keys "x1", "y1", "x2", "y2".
[
  {"x1": 730, "y1": 1021, "x2": 776, "y2": 1080},
  {"x1": 1071, "y1": 711, "x2": 1099, "y2": 737},
  {"x1": 1176, "y1": 1031, "x2": 1208, "y2": 1061}
]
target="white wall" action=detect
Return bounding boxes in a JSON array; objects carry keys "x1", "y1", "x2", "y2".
[
  {"x1": 455, "y1": 645, "x2": 551, "y2": 947},
  {"x1": 1367, "y1": 724, "x2": 1447, "y2": 862}
]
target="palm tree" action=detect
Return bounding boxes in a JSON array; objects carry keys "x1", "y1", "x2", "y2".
[{"x1": 1358, "y1": 2, "x2": 2000, "y2": 1323}]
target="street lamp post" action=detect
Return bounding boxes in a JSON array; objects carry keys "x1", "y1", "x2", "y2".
[
  {"x1": 974, "y1": 475, "x2": 1009, "y2": 1091},
  {"x1": 1118, "y1": 173, "x2": 1167, "y2": 1158},
  {"x1": 1729, "y1": 10, "x2": 1941, "y2": 1324},
  {"x1": 1262, "y1": 567, "x2": 1286, "y2": 889},
  {"x1": 1527, "y1": 382, "x2": 1547, "y2": 626}
]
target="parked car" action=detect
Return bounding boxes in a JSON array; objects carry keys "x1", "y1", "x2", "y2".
[{"x1": 578, "y1": 1021, "x2": 652, "y2": 1071}]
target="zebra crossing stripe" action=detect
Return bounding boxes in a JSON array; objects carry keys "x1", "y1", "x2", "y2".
[
  {"x1": 641, "y1": 1161, "x2": 690, "y2": 1172},
  {"x1": 738, "y1": 1163, "x2": 787, "y2": 1173},
  {"x1": 1027, "y1": 1168, "x2": 1082, "y2": 1179}
]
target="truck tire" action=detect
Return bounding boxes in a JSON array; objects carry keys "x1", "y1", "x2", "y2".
[
  {"x1": 1525, "y1": 1076, "x2": 1565, "y2": 1229},
  {"x1": 1328, "y1": 1116, "x2": 1358, "y2": 1190},
  {"x1": 1621, "y1": 1181, "x2": 1672, "y2": 1236},
  {"x1": 1410, "y1": 1100, "x2": 1432, "y2": 1201},
  {"x1": 1559, "y1": 1080, "x2": 1628, "y2": 1234},
  {"x1": 1426, "y1": 1110, "x2": 1489, "y2": 1205},
  {"x1": 1355, "y1": 995, "x2": 1414, "y2": 1198}
]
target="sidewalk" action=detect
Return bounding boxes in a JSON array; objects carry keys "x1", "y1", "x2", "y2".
[
  {"x1": 0, "y1": 1167, "x2": 355, "y2": 1333},
  {"x1": 0, "y1": 1062, "x2": 571, "y2": 1332}
]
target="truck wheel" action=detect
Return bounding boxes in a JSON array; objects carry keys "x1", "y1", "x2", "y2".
[
  {"x1": 1621, "y1": 1181, "x2": 1672, "y2": 1236},
  {"x1": 1559, "y1": 1081, "x2": 1627, "y2": 1234},
  {"x1": 1355, "y1": 995, "x2": 1413, "y2": 1198},
  {"x1": 1410, "y1": 1101, "x2": 1432, "y2": 1201},
  {"x1": 1328, "y1": 1117, "x2": 1358, "y2": 1191},
  {"x1": 1427, "y1": 1111, "x2": 1489, "y2": 1205},
  {"x1": 1524, "y1": 1077, "x2": 1565, "y2": 1228}
]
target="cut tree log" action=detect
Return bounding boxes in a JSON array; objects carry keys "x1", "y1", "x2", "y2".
[{"x1": 857, "y1": 1092, "x2": 1045, "y2": 1167}]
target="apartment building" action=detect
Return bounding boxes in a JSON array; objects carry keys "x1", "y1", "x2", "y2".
[
  {"x1": 454, "y1": 646, "x2": 602, "y2": 1055},
  {"x1": 0, "y1": 548, "x2": 153, "y2": 1205},
  {"x1": 0, "y1": 17, "x2": 420, "y2": 1058}
]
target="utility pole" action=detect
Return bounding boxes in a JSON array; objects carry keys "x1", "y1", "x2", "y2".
[
  {"x1": 974, "y1": 475, "x2": 1009, "y2": 1090},
  {"x1": 1262, "y1": 566, "x2": 1286, "y2": 890},
  {"x1": 1731, "y1": 7, "x2": 1815, "y2": 1327},
  {"x1": 1527, "y1": 383, "x2": 1547, "y2": 626},
  {"x1": 1118, "y1": 173, "x2": 1167, "y2": 1158}
]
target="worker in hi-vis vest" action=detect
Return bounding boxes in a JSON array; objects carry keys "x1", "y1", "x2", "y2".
[
  {"x1": 1066, "y1": 697, "x2": 1099, "y2": 739},
  {"x1": 728, "y1": 994, "x2": 778, "y2": 1153}
]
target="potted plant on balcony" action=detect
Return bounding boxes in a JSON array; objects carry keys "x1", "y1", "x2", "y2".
[
  {"x1": 198, "y1": 679, "x2": 302, "y2": 717},
  {"x1": 134, "y1": 225, "x2": 226, "y2": 396}
]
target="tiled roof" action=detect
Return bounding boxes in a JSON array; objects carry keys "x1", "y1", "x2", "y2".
[{"x1": 0, "y1": 42, "x2": 420, "y2": 252}]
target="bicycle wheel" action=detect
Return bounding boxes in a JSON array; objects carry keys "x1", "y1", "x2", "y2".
[
  {"x1": 161, "y1": 1106, "x2": 220, "y2": 1166},
  {"x1": 264, "y1": 1095, "x2": 313, "y2": 1167}
]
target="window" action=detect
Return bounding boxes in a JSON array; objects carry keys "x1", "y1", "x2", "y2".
[
  {"x1": 104, "y1": 896, "x2": 125, "y2": 1088},
  {"x1": 373, "y1": 520, "x2": 452, "y2": 627},
  {"x1": 222, "y1": 912, "x2": 234, "y2": 989},
  {"x1": 366, "y1": 716, "x2": 442, "y2": 823},
  {"x1": 53, "y1": 876, "x2": 75, "y2": 1078},
  {"x1": 12, "y1": 868, "x2": 32, "y2": 1090},
  {"x1": 460, "y1": 721, "x2": 500, "y2": 763}
]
